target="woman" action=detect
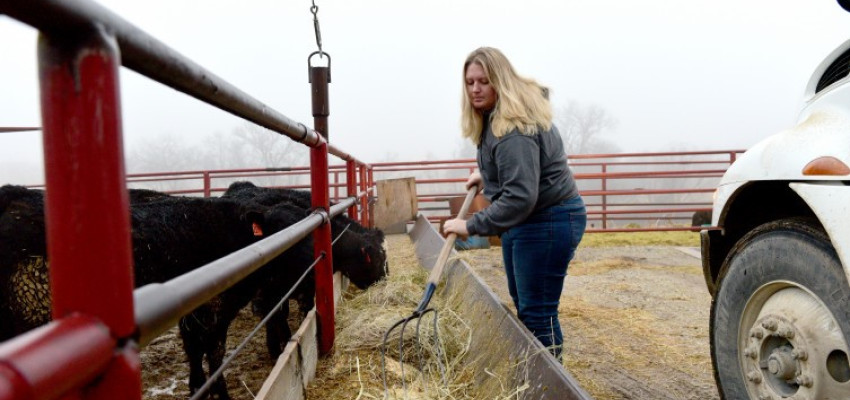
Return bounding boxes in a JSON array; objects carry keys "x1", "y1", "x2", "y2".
[{"x1": 442, "y1": 47, "x2": 586, "y2": 359}]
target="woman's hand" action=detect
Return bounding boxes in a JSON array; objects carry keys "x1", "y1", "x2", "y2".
[
  {"x1": 466, "y1": 171, "x2": 482, "y2": 192},
  {"x1": 442, "y1": 218, "x2": 469, "y2": 239}
]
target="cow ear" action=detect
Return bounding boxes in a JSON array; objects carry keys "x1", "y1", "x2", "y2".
[
  {"x1": 361, "y1": 247, "x2": 371, "y2": 264},
  {"x1": 243, "y1": 210, "x2": 265, "y2": 237}
]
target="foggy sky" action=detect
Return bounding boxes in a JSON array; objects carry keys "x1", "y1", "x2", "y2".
[{"x1": 2, "y1": 0, "x2": 850, "y2": 185}]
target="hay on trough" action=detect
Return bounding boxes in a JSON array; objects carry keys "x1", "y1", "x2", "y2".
[{"x1": 308, "y1": 234, "x2": 530, "y2": 400}]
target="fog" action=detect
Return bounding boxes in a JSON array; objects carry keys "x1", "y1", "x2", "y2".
[{"x1": 2, "y1": 0, "x2": 850, "y2": 185}]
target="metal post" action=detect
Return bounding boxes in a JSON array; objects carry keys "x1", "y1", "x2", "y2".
[
  {"x1": 38, "y1": 28, "x2": 140, "y2": 398},
  {"x1": 346, "y1": 160, "x2": 357, "y2": 221},
  {"x1": 367, "y1": 166, "x2": 375, "y2": 228},
  {"x1": 310, "y1": 63, "x2": 330, "y2": 140},
  {"x1": 203, "y1": 171, "x2": 211, "y2": 198},
  {"x1": 309, "y1": 60, "x2": 335, "y2": 355},
  {"x1": 333, "y1": 170, "x2": 339, "y2": 202},
  {"x1": 601, "y1": 164, "x2": 608, "y2": 230},
  {"x1": 359, "y1": 164, "x2": 369, "y2": 227}
]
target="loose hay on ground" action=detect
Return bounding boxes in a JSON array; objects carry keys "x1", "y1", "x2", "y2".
[{"x1": 308, "y1": 234, "x2": 528, "y2": 400}]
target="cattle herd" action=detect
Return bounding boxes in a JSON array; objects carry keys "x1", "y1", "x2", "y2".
[{"x1": 0, "y1": 182, "x2": 389, "y2": 400}]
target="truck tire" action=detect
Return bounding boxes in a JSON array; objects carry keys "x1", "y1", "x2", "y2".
[{"x1": 711, "y1": 218, "x2": 850, "y2": 399}]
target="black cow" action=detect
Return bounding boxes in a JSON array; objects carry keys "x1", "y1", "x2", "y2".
[
  {"x1": 0, "y1": 185, "x2": 48, "y2": 340},
  {"x1": 0, "y1": 188, "x2": 281, "y2": 399},
  {"x1": 221, "y1": 181, "x2": 386, "y2": 287},
  {"x1": 0, "y1": 185, "x2": 171, "y2": 340},
  {"x1": 129, "y1": 197, "x2": 317, "y2": 399},
  {"x1": 0, "y1": 185, "x2": 386, "y2": 400},
  {"x1": 222, "y1": 181, "x2": 388, "y2": 359}
]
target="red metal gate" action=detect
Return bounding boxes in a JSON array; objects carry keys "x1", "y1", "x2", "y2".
[{"x1": 0, "y1": 1, "x2": 374, "y2": 399}]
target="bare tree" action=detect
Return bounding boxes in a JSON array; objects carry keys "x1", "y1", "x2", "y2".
[
  {"x1": 231, "y1": 123, "x2": 307, "y2": 169},
  {"x1": 227, "y1": 123, "x2": 309, "y2": 187},
  {"x1": 126, "y1": 134, "x2": 205, "y2": 192},
  {"x1": 555, "y1": 101, "x2": 619, "y2": 155},
  {"x1": 128, "y1": 134, "x2": 201, "y2": 173},
  {"x1": 199, "y1": 131, "x2": 245, "y2": 170},
  {"x1": 126, "y1": 123, "x2": 312, "y2": 191}
]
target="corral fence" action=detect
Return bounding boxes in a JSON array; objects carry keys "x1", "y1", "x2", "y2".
[
  {"x1": 110, "y1": 149, "x2": 742, "y2": 233},
  {"x1": 0, "y1": 1, "x2": 373, "y2": 399},
  {"x1": 369, "y1": 150, "x2": 742, "y2": 233}
]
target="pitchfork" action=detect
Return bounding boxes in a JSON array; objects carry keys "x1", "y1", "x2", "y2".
[{"x1": 380, "y1": 185, "x2": 479, "y2": 398}]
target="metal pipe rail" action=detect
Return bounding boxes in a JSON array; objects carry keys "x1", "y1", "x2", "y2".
[
  {"x1": 133, "y1": 215, "x2": 322, "y2": 347},
  {"x1": 569, "y1": 149, "x2": 742, "y2": 160},
  {"x1": 0, "y1": 1, "x2": 327, "y2": 150},
  {"x1": 0, "y1": 315, "x2": 117, "y2": 400},
  {"x1": 0, "y1": 1, "x2": 372, "y2": 398}
]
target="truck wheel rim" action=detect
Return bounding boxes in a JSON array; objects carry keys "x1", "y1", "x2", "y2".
[{"x1": 740, "y1": 282, "x2": 850, "y2": 399}]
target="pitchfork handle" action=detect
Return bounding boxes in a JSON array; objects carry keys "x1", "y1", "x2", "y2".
[{"x1": 414, "y1": 185, "x2": 479, "y2": 312}]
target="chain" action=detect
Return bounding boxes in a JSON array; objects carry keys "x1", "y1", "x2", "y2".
[{"x1": 311, "y1": 0, "x2": 324, "y2": 58}]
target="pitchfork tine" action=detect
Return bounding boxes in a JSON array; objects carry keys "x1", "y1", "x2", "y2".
[
  {"x1": 380, "y1": 185, "x2": 478, "y2": 397},
  {"x1": 415, "y1": 308, "x2": 446, "y2": 389},
  {"x1": 381, "y1": 315, "x2": 412, "y2": 397}
]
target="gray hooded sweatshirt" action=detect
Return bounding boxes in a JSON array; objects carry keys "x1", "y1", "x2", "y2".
[{"x1": 466, "y1": 115, "x2": 579, "y2": 237}]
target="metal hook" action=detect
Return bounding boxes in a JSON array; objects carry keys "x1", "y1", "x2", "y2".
[{"x1": 307, "y1": 51, "x2": 331, "y2": 83}]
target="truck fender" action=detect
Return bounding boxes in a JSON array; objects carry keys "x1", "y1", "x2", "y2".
[{"x1": 790, "y1": 182, "x2": 850, "y2": 286}]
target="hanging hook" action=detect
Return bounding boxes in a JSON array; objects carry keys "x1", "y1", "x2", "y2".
[
  {"x1": 308, "y1": 51, "x2": 331, "y2": 83},
  {"x1": 311, "y1": 0, "x2": 324, "y2": 59}
]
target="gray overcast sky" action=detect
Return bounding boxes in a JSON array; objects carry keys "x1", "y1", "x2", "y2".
[{"x1": 2, "y1": 0, "x2": 850, "y2": 184}]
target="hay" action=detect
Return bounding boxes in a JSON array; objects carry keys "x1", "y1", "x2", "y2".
[
  {"x1": 10, "y1": 256, "x2": 51, "y2": 327},
  {"x1": 308, "y1": 235, "x2": 526, "y2": 400}
]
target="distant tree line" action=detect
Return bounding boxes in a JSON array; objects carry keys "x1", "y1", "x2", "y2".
[{"x1": 127, "y1": 123, "x2": 309, "y2": 192}]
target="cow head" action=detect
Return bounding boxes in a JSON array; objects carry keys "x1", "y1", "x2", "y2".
[{"x1": 345, "y1": 227, "x2": 387, "y2": 289}]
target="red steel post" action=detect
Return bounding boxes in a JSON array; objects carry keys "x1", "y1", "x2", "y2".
[
  {"x1": 203, "y1": 171, "x2": 211, "y2": 198},
  {"x1": 346, "y1": 160, "x2": 357, "y2": 221},
  {"x1": 359, "y1": 165, "x2": 369, "y2": 227},
  {"x1": 310, "y1": 143, "x2": 334, "y2": 355},
  {"x1": 367, "y1": 167, "x2": 375, "y2": 228},
  {"x1": 601, "y1": 163, "x2": 608, "y2": 230},
  {"x1": 310, "y1": 61, "x2": 335, "y2": 355},
  {"x1": 38, "y1": 28, "x2": 140, "y2": 398}
]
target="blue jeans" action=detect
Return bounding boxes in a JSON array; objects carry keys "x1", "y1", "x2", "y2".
[{"x1": 500, "y1": 196, "x2": 586, "y2": 359}]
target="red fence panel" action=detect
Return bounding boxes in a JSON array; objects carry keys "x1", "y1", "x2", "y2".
[{"x1": 1, "y1": 0, "x2": 376, "y2": 397}]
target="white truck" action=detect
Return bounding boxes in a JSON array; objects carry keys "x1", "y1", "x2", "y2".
[{"x1": 702, "y1": 3, "x2": 850, "y2": 398}]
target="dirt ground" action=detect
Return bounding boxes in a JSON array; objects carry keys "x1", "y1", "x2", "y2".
[
  {"x1": 140, "y1": 306, "x2": 282, "y2": 399},
  {"x1": 462, "y1": 244, "x2": 718, "y2": 400},
  {"x1": 140, "y1": 235, "x2": 719, "y2": 399}
]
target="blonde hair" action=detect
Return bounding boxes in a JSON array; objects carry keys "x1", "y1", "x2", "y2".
[{"x1": 461, "y1": 47, "x2": 552, "y2": 145}]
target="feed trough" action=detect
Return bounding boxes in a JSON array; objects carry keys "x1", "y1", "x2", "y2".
[{"x1": 253, "y1": 214, "x2": 591, "y2": 399}]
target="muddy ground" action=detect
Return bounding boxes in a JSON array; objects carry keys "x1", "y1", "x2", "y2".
[{"x1": 140, "y1": 236, "x2": 718, "y2": 399}]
